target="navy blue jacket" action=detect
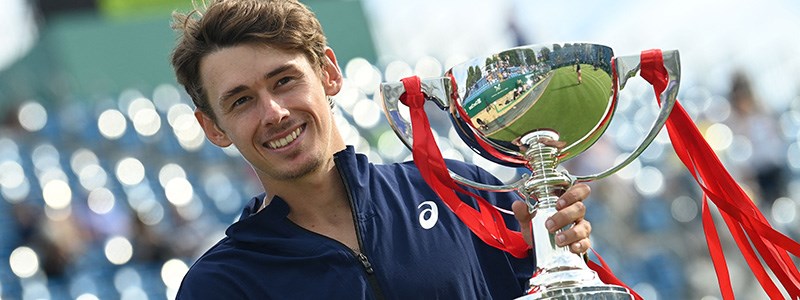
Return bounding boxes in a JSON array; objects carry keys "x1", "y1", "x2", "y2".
[{"x1": 177, "y1": 146, "x2": 533, "y2": 299}]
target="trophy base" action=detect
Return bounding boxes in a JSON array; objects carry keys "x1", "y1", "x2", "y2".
[{"x1": 515, "y1": 285, "x2": 633, "y2": 300}]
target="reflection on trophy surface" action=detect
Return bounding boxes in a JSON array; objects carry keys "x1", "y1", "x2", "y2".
[
  {"x1": 452, "y1": 44, "x2": 615, "y2": 162},
  {"x1": 380, "y1": 43, "x2": 680, "y2": 299}
]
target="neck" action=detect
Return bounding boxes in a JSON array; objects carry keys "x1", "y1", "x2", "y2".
[
  {"x1": 259, "y1": 159, "x2": 348, "y2": 222},
  {"x1": 257, "y1": 149, "x2": 361, "y2": 252}
]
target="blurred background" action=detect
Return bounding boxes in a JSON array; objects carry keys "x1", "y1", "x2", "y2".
[{"x1": 1, "y1": 0, "x2": 800, "y2": 299}]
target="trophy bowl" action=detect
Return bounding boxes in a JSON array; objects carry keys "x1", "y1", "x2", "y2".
[
  {"x1": 380, "y1": 43, "x2": 680, "y2": 299},
  {"x1": 448, "y1": 44, "x2": 614, "y2": 164}
]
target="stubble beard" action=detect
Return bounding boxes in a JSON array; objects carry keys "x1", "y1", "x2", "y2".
[
  {"x1": 266, "y1": 149, "x2": 327, "y2": 181},
  {"x1": 277, "y1": 157, "x2": 323, "y2": 180}
]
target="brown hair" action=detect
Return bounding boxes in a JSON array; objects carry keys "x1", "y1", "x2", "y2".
[{"x1": 170, "y1": 0, "x2": 328, "y2": 119}]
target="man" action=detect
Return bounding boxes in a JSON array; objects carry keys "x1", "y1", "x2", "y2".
[{"x1": 170, "y1": 0, "x2": 593, "y2": 298}]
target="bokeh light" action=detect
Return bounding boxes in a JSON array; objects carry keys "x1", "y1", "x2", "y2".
[
  {"x1": 177, "y1": 196, "x2": 204, "y2": 221},
  {"x1": 98, "y1": 109, "x2": 127, "y2": 139},
  {"x1": 76, "y1": 294, "x2": 100, "y2": 300},
  {"x1": 78, "y1": 164, "x2": 108, "y2": 191},
  {"x1": 120, "y1": 287, "x2": 149, "y2": 300},
  {"x1": 159, "y1": 163, "x2": 187, "y2": 188},
  {"x1": 383, "y1": 60, "x2": 413, "y2": 83},
  {"x1": 771, "y1": 197, "x2": 797, "y2": 224},
  {"x1": 9, "y1": 246, "x2": 39, "y2": 278},
  {"x1": 634, "y1": 166, "x2": 664, "y2": 196},
  {"x1": 42, "y1": 179, "x2": 72, "y2": 209},
  {"x1": 726, "y1": 135, "x2": 753, "y2": 163},
  {"x1": 31, "y1": 143, "x2": 60, "y2": 171},
  {"x1": 335, "y1": 81, "x2": 362, "y2": 111},
  {"x1": 671, "y1": 196, "x2": 699, "y2": 223},
  {"x1": 18, "y1": 101, "x2": 47, "y2": 132},
  {"x1": 114, "y1": 267, "x2": 142, "y2": 293},
  {"x1": 377, "y1": 130, "x2": 407, "y2": 161},
  {"x1": 1, "y1": 176, "x2": 30, "y2": 203},
  {"x1": 104, "y1": 236, "x2": 133, "y2": 265},
  {"x1": 126, "y1": 97, "x2": 155, "y2": 119},
  {"x1": 161, "y1": 259, "x2": 189, "y2": 290},
  {"x1": 87, "y1": 187, "x2": 116, "y2": 214},
  {"x1": 164, "y1": 177, "x2": 193, "y2": 207},
  {"x1": 132, "y1": 107, "x2": 162, "y2": 137},
  {"x1": 70, "y1": 148, "x2": 100, "y2": 174},
  {"x1": 116, "y1": 157, "x2": 145, "y2": 186},
  {"x1": 0, "y1": 160, "x2": 25, "y2": 189},
  {"x1": 345, "y1": 57, "x2": 382, "y2": 94},
  {"x1": 167, "y1": 104, "x2": 205, "y2": 151},
  {"x1": 704, "y1": 123, "x2": 733, "y2": 151},
  {"x1": 152, "y1": 84, "x2": 182, "y2": 112},
  {"x1": 414, "y1": 56, "x2": 442, "y2": 78},
  {"x1": 351, "y1": 99, "x2": 381, "y2": 129},
  {"x1": 136, "y1": 199, "x2": 165, "y2": 225}
]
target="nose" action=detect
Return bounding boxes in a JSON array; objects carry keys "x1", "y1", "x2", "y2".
[{"x1": 259, "y1": 96, "x2": 289, "y2": 126}]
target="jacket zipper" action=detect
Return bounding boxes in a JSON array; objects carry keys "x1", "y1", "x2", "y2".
[{"x1": 335, "y1": 155, "x2": 386, "y2": 300}]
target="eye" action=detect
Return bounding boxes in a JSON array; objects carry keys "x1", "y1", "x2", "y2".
[
  {"x1": 275, "y1": 76, "x2": 295, "y2": 88},
  {"x1": 231, "y1": 96, "x2": 251, "y2": 109}
]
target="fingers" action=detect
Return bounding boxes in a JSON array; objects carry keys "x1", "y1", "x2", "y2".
[
  {"x1": 547, "y1": 201, "x2": 585, "y2": 234},
  {"x1": 555, "y1": 183, "x2": 590, "y2": 210},
  {"x1": 512, "y1": 200, "x2": 533, "y2": 246},
  {"x1": 568, "y1": 238, "x2": 592, "y2": 254},
  {"x1": 546, "y1": 184, "x2": 589, "y2": 231},
  {"x1": 554, "y1": 219, "x2": 592, "y2": 252},
  {"x1": 548, "y1": 183, "x2": 592, "y2": 254},
  {"x1": 515, "y1": 183, "x2": 593, "y2": 251}
]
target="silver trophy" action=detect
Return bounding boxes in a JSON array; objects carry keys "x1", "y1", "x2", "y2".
[{"x1": 380, "y1": 43, "x2": 680, "y2": 299}]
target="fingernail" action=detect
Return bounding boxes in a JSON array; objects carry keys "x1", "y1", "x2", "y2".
[
  {"x1": 556, "y1": 234, "x2": 565, "y2": 244},
  {"x1": 557, "y1": 200, "x2": 566, "y2": 209},
  {"x1": 572, "y1": 242, "x2": 582, "y2": 251},
  {"x1": 545, "y1": 219, "x2": 555, "y2": 231}
]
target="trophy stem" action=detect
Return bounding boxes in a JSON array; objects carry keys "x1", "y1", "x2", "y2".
[{"x1": 516, "y1": 131, "x2": 632, "y2": 300}]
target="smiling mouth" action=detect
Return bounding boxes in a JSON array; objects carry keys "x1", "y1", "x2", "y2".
[{"x1": 265, "y1": 126, "x2": 304, "y2": 149}]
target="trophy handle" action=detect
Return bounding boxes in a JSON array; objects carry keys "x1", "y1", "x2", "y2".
[
  {"x1": 572, "y1": 50, "x2": 681, "y2": 183},
  {"x1": 380, "y1": 78, "x2": 526, "y2": 192}
]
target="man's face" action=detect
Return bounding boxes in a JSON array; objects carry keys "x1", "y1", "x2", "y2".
[{"x1": 196, "y1": 43, "x2": 343, "y2": 182}]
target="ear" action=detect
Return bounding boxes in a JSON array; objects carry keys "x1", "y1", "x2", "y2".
[
  {"x1": 195, "y1": 110, "x2": 233, "y2": 147},
  {"x1": 321, "y1": 47, "x2": 343, "y2": 96}
]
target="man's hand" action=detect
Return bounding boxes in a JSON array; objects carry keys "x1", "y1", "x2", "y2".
[{"x1": 512, "y1": 183, "x2": 592, "y2": 254}]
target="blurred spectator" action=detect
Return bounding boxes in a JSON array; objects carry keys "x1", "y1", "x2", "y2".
[
  {"x1": 130, "y1": 215, "x2": 171, "y2": 263},
  {"x1": 12, "y1": 202, "x2": 89, "y2": 279},
  {"x1": 725, "y1": 71, "x2": 789, "y2": 206}
]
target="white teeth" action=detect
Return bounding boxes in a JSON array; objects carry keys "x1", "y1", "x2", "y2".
[{"x1": 267, "y1": 127, "x2": 303, "y2": 149}]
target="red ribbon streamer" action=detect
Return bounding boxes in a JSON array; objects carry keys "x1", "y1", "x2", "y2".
[
  {"x1": 640, "y1": 49, "x2": 800, "y2": 299},
  {"x1": 400, "y1": 76, "x2": 530, "y2": 258}
]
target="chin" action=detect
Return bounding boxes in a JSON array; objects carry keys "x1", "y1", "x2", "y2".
[{"x1": 271, "y1": 157, "x2": 324, "y2": 181}]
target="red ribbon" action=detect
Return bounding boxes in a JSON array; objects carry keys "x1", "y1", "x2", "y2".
[
  {"x1": 640, "y1": 49, "x2": 800, "y2": 299},
  {"x1": 399, "y1": 75, "x2": 641, "y2": 298},
  {"x1": 400, "y1": 76, "x2": 530, "y2": 258}
]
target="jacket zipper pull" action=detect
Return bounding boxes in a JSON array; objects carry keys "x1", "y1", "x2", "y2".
[{"x1": 356, "y1": 252, "x2": 375, "y2": 274}]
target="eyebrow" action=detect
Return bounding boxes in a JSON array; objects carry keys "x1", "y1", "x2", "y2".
[{"x1": 217, "y1": 64, "x2": 298, "y2": 104}]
